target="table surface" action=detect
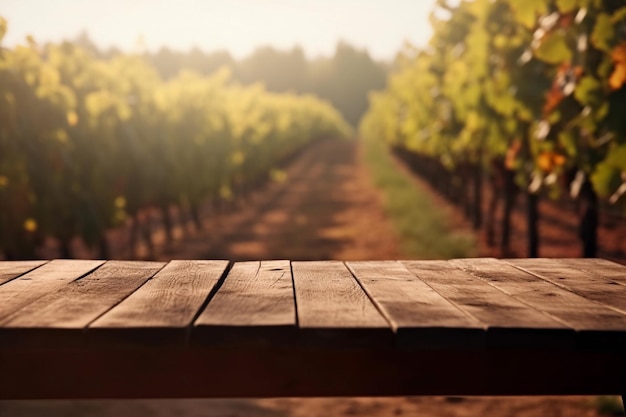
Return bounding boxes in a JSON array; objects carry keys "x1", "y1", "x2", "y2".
[{"x1": 1, "y1": 257, "x2": 626, "y2": 399}]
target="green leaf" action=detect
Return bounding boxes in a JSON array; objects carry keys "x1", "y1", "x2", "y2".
[
  {"x1": 534, "y1": 32, "x2": 573, "y2": 64},
  {"x1": 596, "y1": 102, "x2": 609, "y2": 122},
  {"x1": 610, "y1": 7, "x2": 626, "y2": 24},
  {"x1": 591, "y1": 13, "x2": 615, "y2": 52},
  {"x1": 510, "y1": 0, "x2": 548, "y2": 29},
  {"x1": 556, "y1": 0, "x2": 578, "y2": 13},
  {"x1": 592, "y1": 145, "x2": 626, "y2": 199},
  {"x1": 597, "y1": 54, "x2": 614, "y2": 78},
  {"x1": 605, "y1": 144, "x2": 626, "y2": 170},
  {"x1": 558, "y1": 130, "x2": 577, "y2": 157},
  {"x1": 574, "y1": 76, "x2": 603, "y2": 106}
]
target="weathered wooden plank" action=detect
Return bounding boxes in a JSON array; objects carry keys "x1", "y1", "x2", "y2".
[
  {"x1": 508, "y1": 258, "x2": 626, "y2": 314},
  {"x1": 555, "y1": 258, "x2": 626, "y2": 286},
  {"x1": 193, "y1": 260, "x2": 296, "y2": 346},
  {"x1": 347, "y1": 261, "x2": 484, "y2": 348},
  {"x1": 0, "y1": 261, "x2": 48, "y2": 286},
  {"x1": 403, "y1": 260, "x2": 574, "y2": 348},
  {"x1": 454, "y1": 258, "x2": 626, "y2": 349},
  {"x1": 0, "y1": 261, "x2": 164, "y2": 347},
  {"x1": 0, "y1": 260, "x2": 104, "y2": 322},
  {"x1": 291, "y1": 261, "x2": 392, "y2": 347},
  {"x1": 403, "y1": 261, "x2": 574, "y2": 348},
  {"x1": 89, "y1": 260, "x2": 228, "y2": 346}
]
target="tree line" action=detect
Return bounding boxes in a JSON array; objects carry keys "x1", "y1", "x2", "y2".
[
  {"x1": 72, "y1": 32, "x2": 387, "y2": 127},
  {"x1": 361, "y1": 0, "x2": 626, "y2": 258},
  {"x1": 0, "y1": 18, "x2": 351, "y2": 260}
]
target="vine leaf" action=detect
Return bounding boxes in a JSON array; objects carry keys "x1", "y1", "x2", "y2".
[
  {"x1": 535, "y1": 32, "x2": 573, "y2": 64},
  {"x1": 591, "y1": 13, "x2": 615, "y2": 53},
  {"x1": 510, "y1": 0, "x2": 548, "y2": 29},
  {"x1": 556, "y1": 0, "x2": 578, "y2": 14},
  {"x1": 574, "y1": 76, "x2": 603, "y2": 106}
]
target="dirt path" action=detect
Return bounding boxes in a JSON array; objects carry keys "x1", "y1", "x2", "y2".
[{"x1": 152, "y1": 138, "x2": 403, "y2": 261}]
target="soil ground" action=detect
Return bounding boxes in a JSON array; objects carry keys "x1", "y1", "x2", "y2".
[{"x1": 7, "y1": 138, "x2": 623, "y2": 417}]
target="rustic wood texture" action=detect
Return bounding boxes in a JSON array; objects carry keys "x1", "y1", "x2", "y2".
[
  {"x1": 0, "y1": 259, "x2": 104, "y2": 322},
  {"x1": 291, "y1": 260, "x2": 392, "y2": 347},
  {"x1": 453, "y1": 258, "x2": 626, "y2": 349},
  {"x1": 1, "y1": 258, "x2": 626, "y2": 399},
  {"x1": 554, "y1": 258, "x2": 626, "y2": 286},
  {"x1": 452, "y1": 258, "x2": 626, "y2": 329},
  {"x1": 0, "y1": 261, "x2": 164, "y2": 347},
  {"x1": 89, "y1": 260, "x2": 228, "y2": 345},
  {"x1": 507, "y1": 258, "x2": 626, "y2": 314},
  {"x1": 0, "y1": 261, "x2": 47, "y2": 286},
  {"x1": 403, "y1": 260, "x2": 573, "y2": 348},
  {"x1": 193, "y1": 260, "x2": 296, "y2": 345},
  {"x1": 347, "y1": 261, "x2": 484, "y2": 348}
]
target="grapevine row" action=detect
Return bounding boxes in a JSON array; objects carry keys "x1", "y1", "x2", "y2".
[
  {"x1": 0, "y1": 20, "x2": 351, "y2": 259},
  {"x1": 360, "y1": 0, "x2": 626, "y2": 257}
]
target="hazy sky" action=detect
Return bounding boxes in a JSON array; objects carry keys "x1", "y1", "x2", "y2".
[{"x1": 1, "y1": 0, "x2": 436, "y2": 60}]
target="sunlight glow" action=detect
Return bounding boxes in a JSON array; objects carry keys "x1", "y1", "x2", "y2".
[{"x1": 1, "y1": 0, "x2": 435, "y2": 59}]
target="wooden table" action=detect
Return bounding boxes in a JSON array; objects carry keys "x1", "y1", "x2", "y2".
[{"x1": 1, "y1": 258, "x2": 625, "y2": 400}]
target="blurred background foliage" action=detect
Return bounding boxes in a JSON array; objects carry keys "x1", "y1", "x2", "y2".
[{"x1": 0, "y1": 18, "x2": 352, "y2": 259}]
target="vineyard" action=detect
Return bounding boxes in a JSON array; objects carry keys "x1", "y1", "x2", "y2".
[
  {"x1": 360, "y1": 0, "x2": 626, "y2": 258},
  {"x1": 0, "y1": 18, "x2": 351, "y2": 260}
]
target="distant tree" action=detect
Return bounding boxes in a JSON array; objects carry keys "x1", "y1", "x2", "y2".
[
  {"x1": 59, "y1": 32, "x2": 387, "y2": 126},
  {"x1": 145, "y1": 46, "x2": 234, "y2": 79},
  {"x1": 236, "y1": 42, "x2": 387, "y2": 126},
  {"x1": 236, "y1": 46, "x2": 309, "y2": 93},
  {"x1": 315, "y1": 41, "x2": 387, "y2": 126},
  {"x1": 70, "y1": 31, "x2": 101, "y2": 57}
]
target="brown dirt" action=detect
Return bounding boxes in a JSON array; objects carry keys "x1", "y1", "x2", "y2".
[
  {"x1": 152, "y1": 138, "x2": 404, "y2": 262},
  {"x1": 13, "y1": 138, "x2": 621, "y2": 417}
]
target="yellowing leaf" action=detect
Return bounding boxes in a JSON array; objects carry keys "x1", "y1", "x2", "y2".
[
  {"x1": 537, "y1": 151, "x2": 566, "y2": 172},
  {"x1": 609, "y1": 65, "x2": 626, "y2": 90},
  {"x1": 23, "y1": 218, "x2": 37, "y2": 233},
  {"x1": 609, "y1": 42, "x2": 626, "y2": 91},
  {"x1": 114, "y1": 196, "x2": 126, "y2": 209},
  {"x1": 66, "y1": 111, "x2": 79, "y2": 126}
]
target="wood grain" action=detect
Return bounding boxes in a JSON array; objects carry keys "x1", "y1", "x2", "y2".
[
  {"x1": 508, "y1": 258, "x2": 626, "y2": 314},
  {"x1": 292, "y1": 261, "x2": 392, "y2": 347},
  {"x1": 0, "y1": 260, "x2": 104, "y2": 322},
  {"x1": 0, "y1": 261, "x2": 48, "y2": 286},
  {"x1": 89, "y1": 260, "x2": 228, "y2": 346},
  {"x1": 453, "y1": 258, "x2": 626, "y2": 350},
  {"x1": 348, "y1": 261, "x2": 484, "y2": 348},
  {"x1": 403, "y1": 260, "x2": 574, "y2": 348},
  {"x1": 555, "y1": 258, "x2": 626, "y2": 286},
  {"x1": 193, "y1": 260, "x2": 296, "y2": 345},
  {"x1": 0, "y1": 261, "x2": 164, "y2": 347}
]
